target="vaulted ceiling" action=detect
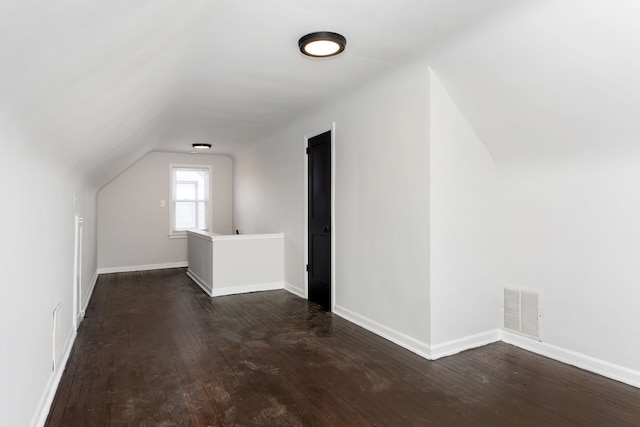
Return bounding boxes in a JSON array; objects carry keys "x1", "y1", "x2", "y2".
[
  {"x1": 430, "y1": 0, "x2": 640, "y2": 169},
  {"x1": 2, "y1": 0, "x2": 637, "y2": 187}
]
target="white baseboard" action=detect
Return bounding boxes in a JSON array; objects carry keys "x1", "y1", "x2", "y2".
[
  {"x1": 284, "y1": 282, "x2": 306, "y2": 299},
  {"x1": 430, "y1": 329, "x2": 501, "y2": 359},
  {"x1": 184, "y1": 271, "x2": 284, "y2": 298},
  {"x1": 328, "y1": 305, "x2": 640, "y2": 389},
  {"x1": 81, "y1": 271, "x2": 99, "y2": 315},
  {"x1": 97, "y1": 261, "x2": 188, "y2": 275},
  {"x1": 210, "y1": 282, "x2": 284, "y2": 297},
  {"x1": 29, "y1": 329, "x2": 77, "y2": 427},
  {"x1": 501, "y1": 330, "x2": 640, "y2": 389},
  {"x1": 333, "y1": 304, "x2": 432, "y2": 360},
  {"x1": 186, "y1": 269, "x2": 212, "y2": 296}
]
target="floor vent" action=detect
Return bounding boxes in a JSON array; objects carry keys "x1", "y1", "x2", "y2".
[{"x1": 503, "y1": 287, "x2": 541, "y2": 340}]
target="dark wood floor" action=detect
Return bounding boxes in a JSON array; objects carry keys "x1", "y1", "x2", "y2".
[{"x1": 47, "y1": 268, "x2": 640, "y2": 426}]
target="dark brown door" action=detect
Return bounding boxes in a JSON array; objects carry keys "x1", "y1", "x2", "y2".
[{"x1": 307, "y1": 130, "x2": 332, "y2": 311}]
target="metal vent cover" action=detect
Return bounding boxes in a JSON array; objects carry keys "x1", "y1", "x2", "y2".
[{"x1": 503, "y1": 287, "x2": 541, "y2": 340}]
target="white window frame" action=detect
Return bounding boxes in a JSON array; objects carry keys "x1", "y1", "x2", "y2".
[{"x1": 169, "y1": 164, "x2": 212, "y2": 238}]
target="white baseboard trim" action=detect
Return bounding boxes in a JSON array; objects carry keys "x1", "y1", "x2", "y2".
[
  {"x1": 29, "y1": 329, "x2": 77, "y2": 427},
  {"x1": 430, "y1": 329, "x2": 501, "y2": 360},
  {"x1": 333, "y1": 304, "x2": 432, "y2": 360},
  {"x1": 501, "y1": 330, "x2": 640, "y2": 389},
  {"x1": 186, "y1": 269, "x2": 212, "y2": 296},
  {"x1": 210, "y1": 282, "x2": 285, "y2": 297},
  {"x1": 97, "y1": 262, "x2": 188, "y2": 275},
  {"x1": 284, "y1": 283, "x2": 306, "y2": 299},
  {"x1": 328, "y1": 306, "x2": 640, "y2": 388},
  {"x1": 81, "y1": 271, "x2": 99, "y2": 315}
]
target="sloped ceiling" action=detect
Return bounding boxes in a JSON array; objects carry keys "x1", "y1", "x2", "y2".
[
  {"x1": 4, "y1": 1, "x2": 635, "y2": 187},
  {"x1": 430, "y1": 0, "x2": 640, "y2": 169},
  {"x1": 1, "y1": 0, "x2": 522, "y2": 187}
]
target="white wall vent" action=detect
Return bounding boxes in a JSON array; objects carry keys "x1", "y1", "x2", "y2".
[{"x1": 502, "y1": 287, "x2": 541, "y2": 340}]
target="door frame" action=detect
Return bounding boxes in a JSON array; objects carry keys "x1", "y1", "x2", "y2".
[
  {"x1": 304, "y1": 122, "x2": 336, "y2": 310},
  {"x1": 73, "y1": 215, "x2": 83, "y2": 330}
]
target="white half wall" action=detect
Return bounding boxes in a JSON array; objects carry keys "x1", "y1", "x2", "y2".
[
  {"x1": 428, "y1": 69, "x2": 500, "y2": 352},
  {"x1": 234, "y1": 61, "x2": 431, "y2": 347},
  {"x1": 97, "y1": 152, "x2": 233, "y2": 270},
  {"x1": 186, "y1": 231, "x2": 285, "y2": 297}
]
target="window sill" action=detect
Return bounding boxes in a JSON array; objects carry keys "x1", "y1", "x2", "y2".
[{"x1": 168, "y1": 233, "x2": 187, "y2": 239}]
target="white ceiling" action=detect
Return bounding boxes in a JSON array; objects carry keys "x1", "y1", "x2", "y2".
[
  {"x1": 3, "y1": 0, "x2": 638, "y2": 187},
  {"x1": 429, "y1": 0, "x2": 640, "y2": 169},
  {"x1": 0, "y1": 0, "x2": 521, "y2": 183},
  {"x1": 158, "y1": 0, "x2": 522, "y2": 153}
]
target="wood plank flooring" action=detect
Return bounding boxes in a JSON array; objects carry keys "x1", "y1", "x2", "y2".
[{"x1": 46, "y1": 268, "x2": 640, "y2": 426}]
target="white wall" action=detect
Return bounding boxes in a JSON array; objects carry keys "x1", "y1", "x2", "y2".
[
  {"x1": 429, "y1": 69, "x2": 500, "y2": 352},
  {"x1": 233, "y1": 129, "x2": 308, "y2": 297},
  {"x1": 235, "y1": 61, "x2": 431, "y2": 349},
  {"x1": 234, "y1": 51, "x2": 640, "y2": 386},
  {"x1": 97, "y1": 152, "x2": 233, "y2": 270},
  {"x1": 0, "y1": 114, "x2": 97, "y2": 426},
  {"x1": 500, "y1": 153, "x2": 640, "y2": 375},
  {"x1": 428, "y1": 0, "x2": 640, "y2": 382}
]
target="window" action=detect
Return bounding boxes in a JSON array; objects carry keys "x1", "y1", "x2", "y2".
[{"x1": 170, "y1": 165, "x2": 211, "y2": 236}]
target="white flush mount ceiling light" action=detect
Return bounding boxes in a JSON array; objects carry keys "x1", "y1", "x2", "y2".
[
  {"x1": 299, "y1": 32, "x2": 346, "y2": 58},
  {"x1": 192, "y1": 143, "x2": 211, "y2": 150}
]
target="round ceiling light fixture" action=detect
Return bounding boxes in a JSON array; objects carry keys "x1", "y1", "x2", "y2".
[
  {"x1": 298, "y1": 31, "x2": 346, "y2": 58},
  {"x1": 192, "y1": 143, "x2": 211, "y2": 150}
]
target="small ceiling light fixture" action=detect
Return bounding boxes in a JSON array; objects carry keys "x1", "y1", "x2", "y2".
[
  {"x1": 192, "y1": 143, "x2": 211, "y2": 150},
  {"x1": 298, "y1": 31, "x2": 346, "y2": 58}
]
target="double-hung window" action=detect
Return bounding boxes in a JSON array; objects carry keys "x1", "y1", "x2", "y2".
[{"x1": 170, "y1": 165, "x2": 211, "y2": 236}]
